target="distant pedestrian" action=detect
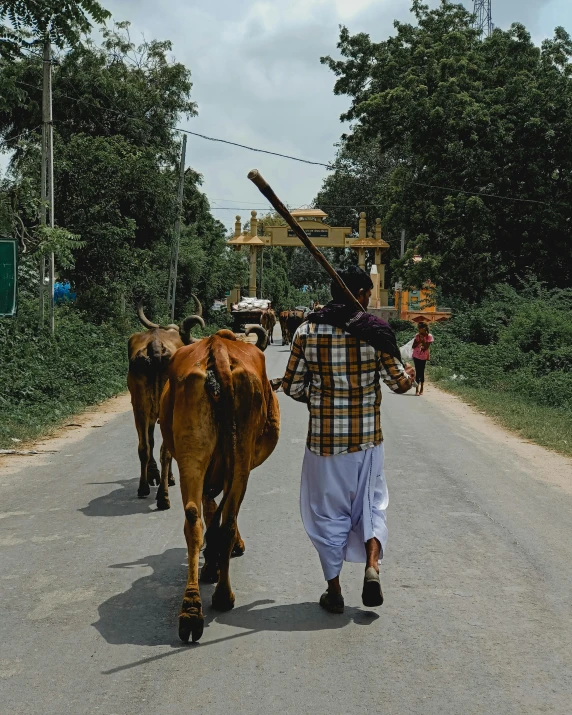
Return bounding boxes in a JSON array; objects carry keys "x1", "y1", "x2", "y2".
[{"x1": 412, "y1": 322, "x2": 434, "y2": 396}]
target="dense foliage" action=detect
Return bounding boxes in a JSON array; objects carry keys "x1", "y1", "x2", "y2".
[
  {"x1": 0, "y1": 299, "x2": 131, "y2": 447},
  {"x1": 396, "y1": 285, "x2": 572, "y2": 413},
  {"x1": 1, "y1": 19, "x2": 248, "y2": 322},
  {"x1": 0, "y1": 1, "x2": 251, "y2": 443},
  {"x1": 320, "y1": 1, "x2": 572, "y2": 301}
]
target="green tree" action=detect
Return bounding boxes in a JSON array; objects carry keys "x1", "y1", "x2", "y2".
[
  {"x1": 321, "y1": 1, "x2": 572, "y2": 300},
  {"x1": 179, "y1": 168, "x2": 248, "y2": 318},
  {"x1": 0, "y1": 25, "x2": 205, "y2": 321},
  {"x1": 0, "y1": 1, "x2": 110, "y2": 49}
]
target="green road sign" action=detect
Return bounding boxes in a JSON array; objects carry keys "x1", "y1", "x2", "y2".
[{"x1": 0, "y1": 237, "x2": 17, "y2": 317}]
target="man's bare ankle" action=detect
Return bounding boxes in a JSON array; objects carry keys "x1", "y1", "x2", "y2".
[{"x1": 327, "y1": 578, "x2": 342, "y2": 595}]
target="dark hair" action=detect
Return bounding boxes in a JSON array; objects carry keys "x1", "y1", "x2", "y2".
[
  {"x1": 418, "y1": 322, "x2": 428, "y2": 331},
  {"x1": 331, "y1": 265, "x2": 373, "y2": 303}
]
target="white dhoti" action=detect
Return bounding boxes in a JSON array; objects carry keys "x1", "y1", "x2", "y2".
[{"x1": 300, "y1": 443, "x2": 388, "y2": 582}]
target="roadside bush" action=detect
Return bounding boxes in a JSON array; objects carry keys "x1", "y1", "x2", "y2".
[
  {"x1": 428, "y1": 286, "x2": 572, "y2": 412},
  {"x1": 389, "y1": 319, "x2": 414, "y2": 333},
  {"x1": 0, "y1": 300, "x2": 132, "y2": 447}
]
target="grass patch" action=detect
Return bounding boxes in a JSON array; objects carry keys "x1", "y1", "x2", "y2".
[
  {"x1": 428, "y1": 367, "x2": 572, "y2": 457},
  {"x1": 0, "y1": 303, "x2": 131, "y2": 449},
  {"x1": 393, "y1": 284, "x2": 572, "y2": 459}
]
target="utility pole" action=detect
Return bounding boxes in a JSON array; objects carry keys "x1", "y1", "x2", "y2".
[
  {"x1": 39, "y1": 39, "x2": 55, "y2": 333},
  {"x1": 168, "y1": 133, "x2": 187, "y2": 322},
  {"x1": 45, "y1": 39, "x2": 55, "y2": 335},
  {"x1": 396, "y1": 228, "x2": 405, "y2": 319}
]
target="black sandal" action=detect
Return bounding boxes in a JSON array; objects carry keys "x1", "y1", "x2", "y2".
[
  {"x1": 319, "y1": 590, "x2": 345, "y2": 614},
  {"x1": 362, "y1": 567, "x2": 384, "y2": 607}
]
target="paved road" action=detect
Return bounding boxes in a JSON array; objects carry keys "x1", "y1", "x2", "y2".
[{"x1": 2, "y1": 338, "x2": 572, "y2": 715}]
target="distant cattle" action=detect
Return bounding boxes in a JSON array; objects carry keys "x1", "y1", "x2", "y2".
[
  {"x1": 260, "y1": 309, "x2": 276, "y2": 344},
  {"x1": 285, "y1": 309, "x2": 305, "y2": 345},
  {"x1": 279, "y1": 310, "x2": 290, "y2": 345},
  {"x1": 127, "y1": 297, "x2": 203, "y2": 508},
  {"x1": 160, "y1": 325, "x2": 280, "y2": 642}
]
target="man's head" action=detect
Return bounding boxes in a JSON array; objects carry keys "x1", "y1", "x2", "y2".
[{"x1": 331, "y1": 265, "x2": 373, "y2": 309}]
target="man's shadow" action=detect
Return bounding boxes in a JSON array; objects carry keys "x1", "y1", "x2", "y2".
[{"x1": 93, "y1": 548, "x2": 379, "y2": 652}]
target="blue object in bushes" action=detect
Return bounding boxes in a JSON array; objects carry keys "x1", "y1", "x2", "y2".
[{"x1": 54, "y1": 281, "x2": 76, "y2": 303}]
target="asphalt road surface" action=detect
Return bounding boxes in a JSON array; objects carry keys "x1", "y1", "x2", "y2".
[{"x1": 2, "y1": 337, "x2": 572, "y2": 715}]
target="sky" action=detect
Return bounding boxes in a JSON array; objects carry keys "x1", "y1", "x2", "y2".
[{"x1": 3, "y1": 0, "x2": 572, "y2": 229}]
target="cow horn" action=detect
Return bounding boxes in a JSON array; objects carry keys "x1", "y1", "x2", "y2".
[
  {"x1": 246, "y1": 325, "x2": 268, "y2": 352},
  {"x1": 180, "y1": 315, "x2": 205, "y2": 345},
  {"x1": 191, "y1": 293, "x2": 203, "y2": 317},
  {"x1": 137, "y1": 301, "x2": 160, "y2": 330}
]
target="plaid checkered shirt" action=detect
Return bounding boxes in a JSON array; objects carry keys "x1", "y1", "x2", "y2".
[{"x1": 282, "y1": 321, "x2": 413, "y2": 456}]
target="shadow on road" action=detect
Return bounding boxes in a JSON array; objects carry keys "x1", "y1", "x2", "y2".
[
  {"x1": 93, "y1": 548, "x2": 187, "y2": 648},
  {"x1": 80, "y1": 478, "x2": 158, "y2": 517},
  {"x1": 94, "y1": 547, "x2": 380, "y2": 674}
]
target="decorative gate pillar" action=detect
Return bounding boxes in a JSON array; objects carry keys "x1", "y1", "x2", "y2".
[
  {"x1": 249, "y1": 210, "x2": 259, "y2": 297},
  {"x1": 350, "y1": 215, "x2": 390, "y2": 308},
  {"x1": 249, "y1": 244, "x2": 257, "y2": 297},
  {"x1": 357, "y1": 212, "x2": 367, "y2": 271},
  {"x1": 228, "y1": 215, "x2": 242, "y2": 308}
]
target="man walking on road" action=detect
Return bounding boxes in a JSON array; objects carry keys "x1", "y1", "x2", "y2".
[{"x1": 281, "y1": 266, "x2": 415, "y2": 613}]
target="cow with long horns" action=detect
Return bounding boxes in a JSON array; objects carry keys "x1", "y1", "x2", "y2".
[
  {"x1": 159, "y1": 325, "x2": 279, "y2": 642},
  {"x1": 127, "y1": 295, "x2": 203, "y2": 508}
]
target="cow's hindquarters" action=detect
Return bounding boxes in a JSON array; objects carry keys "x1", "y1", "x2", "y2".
[{"x1": 169, "y1": 365, "x2": 218, "y2": 642}]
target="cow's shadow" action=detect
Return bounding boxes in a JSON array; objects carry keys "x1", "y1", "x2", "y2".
[
  {"x1": 93, "y1": 548, "x2": 379, "y2": 650},
  {"x1": 80, "y1": 478, "x2": 160, "y2": 517}
]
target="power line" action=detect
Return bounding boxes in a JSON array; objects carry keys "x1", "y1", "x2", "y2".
[
  {"x1": 2, "y1": 125, "x2": 42, "y2": 143},
  {"x1": 13, "y1": 80, "x2": 331, "y2": 168},
  {"x1": 210, "y1": 204, "x2": 384, "y2": 211},
  {"x1": 8, "y1": 79, "x2": 562, "y2": 208},
  {"x1": 407, "y1": 180, "x2": 553, "y2": 206},
  {"x1": 178, "y1": 128, "x2": 330, "y2": 167}
]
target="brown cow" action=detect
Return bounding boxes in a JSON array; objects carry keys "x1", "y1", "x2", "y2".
[
  {"x1": 279, "y1": 310, "x2": 290, "y2": 345},
  {"x1": 260, "y1": 308, "x2": 276, "y2": 344},
  {"x1": 159, "y1": 325, "x2": 280, "y2": 642},
  {"x1": 127, "y1": 297, "x2": 203, "y2": 508},
  {"x1": 285, "y1": 309, "x2": 305, "y2": 345}
]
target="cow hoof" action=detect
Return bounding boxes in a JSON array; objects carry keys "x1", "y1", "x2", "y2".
[
  {"x1": 148, "y1": 467, "x2": 160, "y2": 486},
  {"x1": 137, "y1": 485, "x2": 150, "y2": 498},
  {"x1": 168, "y1": 476, "x2": 176, "y2": 487},
  {"x1": 212, "y1": 589, "x2": 235, "y2": 612},
  {"x1": 200, "y1": 562, "x2": 219, "y2": 584},
  {"x1": 231, "y1": 541, "x2": 245, "y2": 558},
  {"x1": 178, "y1": 613, "x2": 204, "y2": 643},
  {"x1": 156, "y1": 497, "x2": 171, "y2": 511}
]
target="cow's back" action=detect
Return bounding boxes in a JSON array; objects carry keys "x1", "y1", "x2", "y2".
[{"x1": 163, "y1": 332, "x2": 279, "y2": 473}]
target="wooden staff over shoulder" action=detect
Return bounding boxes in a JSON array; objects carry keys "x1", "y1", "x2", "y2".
[{"x1": 247, "y1": 169, "x2": 363, "y2": 313}]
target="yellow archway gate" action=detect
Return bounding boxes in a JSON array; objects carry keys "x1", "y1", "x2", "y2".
[{"x1": 227, "y1": 209, "x2": 390, "y2": 309}]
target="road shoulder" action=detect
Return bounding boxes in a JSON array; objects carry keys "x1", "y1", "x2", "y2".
[
  {"x1": 0, "y1": 393, "x2": 132, "y2": 476},
  {"x1": 426, "y1": 381, "x2": 572, "y2": 496}
]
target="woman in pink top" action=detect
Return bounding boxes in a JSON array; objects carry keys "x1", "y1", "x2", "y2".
[{"x1": 412, "y1": 322, "x2": 434, "y2": 396}]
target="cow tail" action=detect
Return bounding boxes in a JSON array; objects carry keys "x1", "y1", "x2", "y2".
[
  {"x1": 215, "y1": 339, "x2": 236, "y2": 486},
  {"x1": 203, "y1": 339, "x2": 235, "y2": 565},
  {"x1": 146, "y1": 337, "x2": 164, "y2": 409}
]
